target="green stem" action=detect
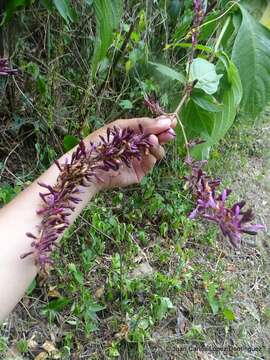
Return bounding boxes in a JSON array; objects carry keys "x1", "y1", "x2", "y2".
[{"x1": 173, "y1": 91, "x2": 190, "y2": 157}]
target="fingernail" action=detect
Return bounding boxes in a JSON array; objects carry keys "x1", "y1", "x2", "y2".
[
  {"x1": 156, "y1": 118, "x2": 171, "y2": 127},
  {"x1": 167, "y1": 128, "x2": 176, "y2": 137}
]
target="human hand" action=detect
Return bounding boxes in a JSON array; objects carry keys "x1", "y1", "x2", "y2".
[{"x1": 85, "y1": 115, "x2": 176, "y2": 190}]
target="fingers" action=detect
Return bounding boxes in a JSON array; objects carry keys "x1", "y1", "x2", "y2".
[
  {"x1": 115, "y1": 115, "x2": 175, "y2": 135},
  {"x1": 157, "y1": 128, "x2": 176, "y2": 144},
  {"x1": 171, "y1": 115, "x2": 177, "y2": 128},
  {"x1": 133, "y1": 154, "x2": 157, "y2": 183},
  {"x1": 148, "y1": 135, "x2": 165, "y2": 160}
]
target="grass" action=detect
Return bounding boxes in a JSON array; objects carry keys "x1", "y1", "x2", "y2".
[{"x1": 1, "y1": 112, "x2": 270, "y2": 359}]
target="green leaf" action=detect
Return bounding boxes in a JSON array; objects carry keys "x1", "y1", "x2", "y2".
[
  {"x1": 0, "y1": 185, "x2": 18, "y2": 204},
  {"x1": 68, "y1": 263, "x2": 84, "y2": 285},
  {"x1": 92, "y1": 0, "x2": 123, "y2": 76},
  {"x1": 40, "y1": 0, "x2": 54, "y2": 11},
  {"x1": 232, "y1": 5, "x2": 270, "y2": 117},
  {"x1": 182, "y1": 98, "x2": 215, "y2": 140},
  {"x1": 223, "y1": 308, "x2": 236, "y2": 321},
  {"x1": 185, "y1": 56, "x2": 242, "y2": 159},
  {"x1": 44, "y1": 298, "x2": 70, "y2": 312},
  {"x1": 208, "y1": 58, "x2": 242, "y2": 143},
  {"x1": 2, "y1": 0, "x2": 32, "y2": 24},
  {"x1": 191, "y1": 90, "x2": 223, "y2": 112},
  {"x1": 119, "y1": 99, "x2": 133, "y2": 109},
  {"x1": 63, "y1": 135, "x2": 79, "y2": 152},
  {"x1": 206, "y1": 283, "x2": 219, "y2": 315},
  {"x1": 149, "y1": 62, "x2": 185, "y2": 83},
  {"x1": 189, "y1": 58, "x2": 222, "y2": 95},
  {"x1": 153, "y1": 296, "x2": 174, "y2": 321},
  {"x1": 52, "y1": 0, "x2": 75, "y2": 23}
]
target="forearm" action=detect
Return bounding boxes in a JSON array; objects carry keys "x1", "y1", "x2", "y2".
[
  {"x1": 0, "y1": 138, "x2": 99, "y2": 322},
  {"x1": 0, "y1": 115, "x2": 175, "y2": 321}
]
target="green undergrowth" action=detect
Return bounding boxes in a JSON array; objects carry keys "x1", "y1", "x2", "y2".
[{"x1": 1, "y1": 113, "x2": 269, "y2": 359}]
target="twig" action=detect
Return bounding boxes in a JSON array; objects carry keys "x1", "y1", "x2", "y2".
[{"x1": 172, "y1": 90, "x2": 192, "y2": 157}]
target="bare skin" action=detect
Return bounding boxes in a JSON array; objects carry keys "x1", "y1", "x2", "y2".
[{"x1": 0, "y1": 115, "x2": 176, "y2": 321}]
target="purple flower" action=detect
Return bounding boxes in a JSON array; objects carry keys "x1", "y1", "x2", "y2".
[
  {"x1": 21, "y1": 125, "x2": 152, "y2": 269},
  {"x1": 185, "y1": 155, "x2": 264, "y2": 248},
  {"x1": 191, "y1": 0, "x2": 205, "y2": 46},
  {"x1": 0, "y1": 58, "x2": 18, "y2": 76}
]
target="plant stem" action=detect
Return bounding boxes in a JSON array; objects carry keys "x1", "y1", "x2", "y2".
[{"x1": 173, "y1": 91, "x2": 190, "y2": 157}]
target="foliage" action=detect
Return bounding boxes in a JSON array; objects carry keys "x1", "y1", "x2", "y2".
[
  {"x1": 2, "y1": 0, "x2": 270, "y2": 158},
  {"x1": 232, "y1": 5, "x2": 270, "y2": 118},
  {"x1": 0, "y1": 0, "x2": 269, "y2": 358},
  {"x1": 92, "y1": 0, "x2": 123, "y2": 76}
]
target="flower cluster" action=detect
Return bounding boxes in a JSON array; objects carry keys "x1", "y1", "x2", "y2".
[
  {"x1": 185, "y1": 156, "x2": 264, "y2": 248},
  {"x1": 21, "y1": 125, "x2": 152, "y2": 268},
  {"x1": 188, "y1": 0, "x2": 206, "y2": 65},
  {"x1": 191, "y1": 0, "x2": 205, "y2": 48},
  {"x1": 144, "y1": 94, "x2": 165, "y2": 116},
  {"x1": 0, "y1": 58, "x2": 18, "y2": 76}
]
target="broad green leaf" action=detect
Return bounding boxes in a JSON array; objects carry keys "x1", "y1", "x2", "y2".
[
  {"x1": 52, "y1": 0, "x2": 75, "y2": 23},
  {"x1": 191, "y1": 90, "x2": 223, "y2": 113},
  {"x1": 232, "y1": 5, "x2": 270, "y2": 118},
  {"x1": 242, "y1": 0, "x2": 267, "y2": 19},
  {"x1": 92, "y1": 0, "x2": 123, "y2": 76},
  {"x1": 209, "y1": 58, "x2": 242, "y2": 143},
  {"x1": 182, "y1": 99, "x2": 214, "y2": 140},
  {"x1": 183, "y1": 56, "x2": 242, "y2": 159},
  {"x1": 149, "y1": 62, "x2": 185, "y2": 83},
  {"x1": 189, "y1": 58, "x2": 222, "y2": 95},
  {"x1": 63, "y1": 135, "x2": 79, "y2": 151}
]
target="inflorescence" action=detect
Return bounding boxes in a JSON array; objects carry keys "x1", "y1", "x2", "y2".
[
  {"x1": 0, "y1": 58, "x2": 18, "y2": 76},
  {"x1": 185, "y1": 156, "x2": 264, "y2": 248},
  {"x1": 21, "y1": 121, "x2": 264, "y2": 269},
  {"x1": 21, "y1": 125, "x2": 152, "y2": 268},
  {"x1": 191, "y1": 0, "x2": 205, "y2": 49}
]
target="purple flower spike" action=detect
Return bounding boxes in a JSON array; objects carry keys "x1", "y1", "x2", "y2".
[
  {"x1": 21, "y1": 125, "x2": 152, "y2": 269},
  {"x1": 185, "y1": 152, "x2": 264, "y2": 248},
  {"x1": 0, "y1": 58, "x2": 18, "y2": 76},
  {"x1": 189, "y1": 0, "x2": 205, "y2": 62}
]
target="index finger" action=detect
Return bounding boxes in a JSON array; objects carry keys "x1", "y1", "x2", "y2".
[{"x1": 114, "y1": 116, "x2": 174, "y2": 135}]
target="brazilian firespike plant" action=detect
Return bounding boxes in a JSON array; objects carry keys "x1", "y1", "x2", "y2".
[
  {"x1": 21, "y1": 126, "x2": 154, "y2": 268},
  {"x1": 19, "y1": 0, "x2": 266, "y2": 269}
]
